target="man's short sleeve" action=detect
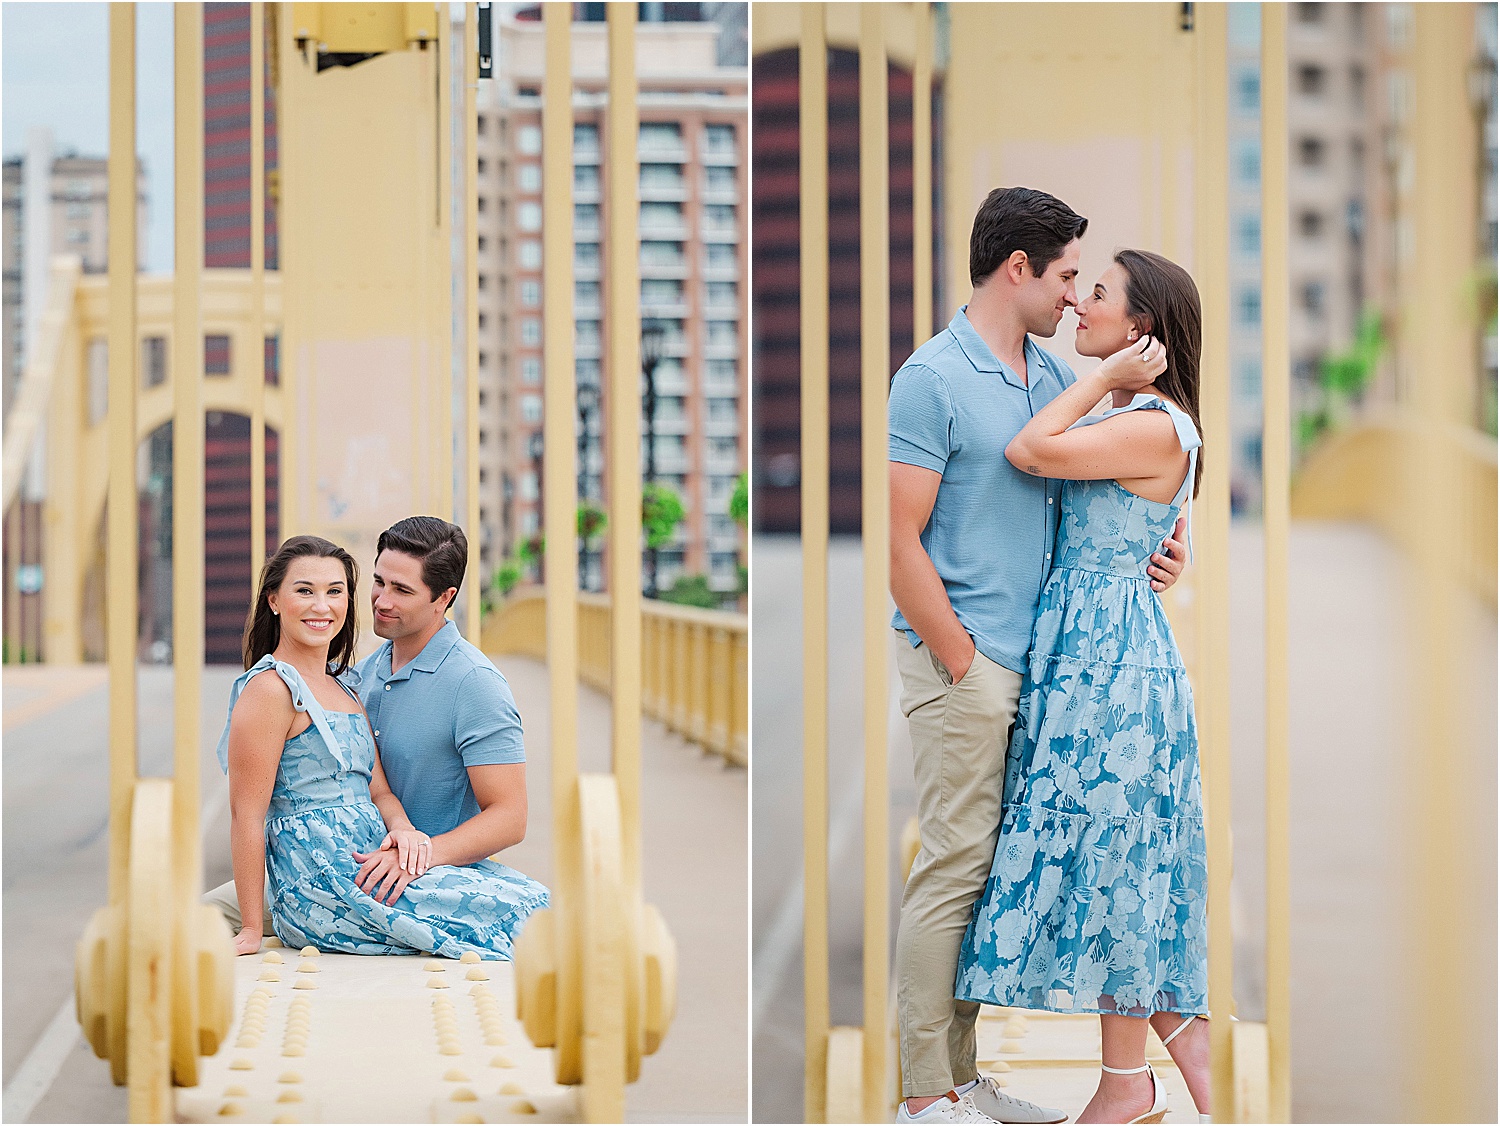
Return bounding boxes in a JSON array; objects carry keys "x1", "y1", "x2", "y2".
[
  {"x1": 888, "y1": 363, "x2": 955, "y2": 473},
  {"x1": 453, "y1": 666, "x2": 526, "y2": 767}
]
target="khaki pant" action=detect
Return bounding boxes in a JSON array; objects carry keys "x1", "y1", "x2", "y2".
[
  {"x1": 202, "y1": 877, "x2": 274, "y2": 937},
  {"x1": 894, "y1": 638, "x2": 1022, "y2": 1099}
]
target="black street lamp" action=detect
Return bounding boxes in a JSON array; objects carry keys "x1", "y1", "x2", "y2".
[
  {"x1": 576, "y1": 383, "x2": 599, "y2": 590},
  {"x1": 640, "y1": 318, "x2": 668, "y2": 598},
  {"x1": 528, "y1": 429, "x2": 544, "y2": 581}
]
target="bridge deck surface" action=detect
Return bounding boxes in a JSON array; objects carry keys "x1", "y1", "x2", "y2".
[{"x1": 4, "y1": 654, "x2": 747, "y2": 1123}]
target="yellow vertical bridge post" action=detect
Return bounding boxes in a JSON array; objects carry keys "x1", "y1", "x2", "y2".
[
  {"x1": 250, "y1": 1, "x2": 267, "y2": 579},
  {"x1": 77, "y1": 7, "x2": 233, "y2": 1120},
  {"x1": 512, "y1": 6, "x2": 678, "y2": 1120},
  {"x1": 799, "y1": 5, "x2": 831, "y2": 1122},
  {"x1": 1259, "y1": 5, "x2": 1292, "y2": 1123},
  {"x1": 463, "y1": 2, "x2": 482, "y2": 643}
]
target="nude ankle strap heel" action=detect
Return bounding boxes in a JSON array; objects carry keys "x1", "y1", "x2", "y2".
[
  {"x1": 1158, "y1": 1015, "x2": 1213, "y2": 1121},
  {"x1": 1099, "y1": 1062, "x2": 1167, "y2": 1124}
]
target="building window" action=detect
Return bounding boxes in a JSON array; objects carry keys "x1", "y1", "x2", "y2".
[
  {"x1": 1350, "y1": 65, "x2": 1366, "y2": 111},
  {"x1": 521, "y1": 472, "x2": 539, "y2": 502},
  {"x1": 576, "y1": 358, "x2": 600, "y2": 385},
  {"x1": 1236, "y1": 71, "x2": 1261, "y2": 112},
  {"x1": 707, "y1": 281, "x2": 738, "y2": 307},
  {"x1": 704, "y1": 164, "x2": 736, "y2": 191},
  {"x1": 576, "y1": 242, "x2": 601, "y2": 269},
  {"x1": 1238, "y1": 290, "x2": 1262, "y2": 326},
  {"x1": 1298, "y1": 137, "x2": 1326, "y2": 168},
  {"x1": 1301, "y1": 281, "x2": 1326, "y2": 317},
  {"x1": 575, "y1": 320, "x2": 601, "y2": 347},
  {"x1": 479, "y1": 351, "x2": 489, "y2": 369},
  {"x1": 142, "y1": 335, "x2": 167, "y2": 388},
  {"x1": 1293, "y1": 357, "x2": 1319, "y2": 383},
  {"x1": 704, "y1": 204, "x2": 736, "y2": 232},
  {"x1": 1237, "y1": 360, "x2": 1261, "y2": 397},
  {"x1": 521, "y1": 280, "x2": 541, "y2": 307},
  {"x1": 1236, "y1": 140, "x2": 1261, "y2": 184},
  {"x1": 478, "y1": 429, "x2": 489, "y2": 447},
  {"x1": 641, "y1": 278, "x2": 683, "y2": 304},
  {"x1": 520, "y1": 240, "x2": 542, "y2": 269},
  {"x1": 573, "y1": 123, "x2": 599, "y2": 154},
  {"x1": 1237, "y1": 216, "x2": 1261, "y2": 255},
  {"x1": 574, "y1": 203, "x2": 600, "y2": 232},
  {"x1": 706, "y1": 358, "x2": 737, "y2": 382},
  {"x1": 705, "y1": 242, "x2": 737, "y2": 269},
  {"x1": 521, "y1": 318, "x2": 541, "y2": 346},
  {"x1": 518, "y1": 202, "x2": 542, "y2": 232},
  {"x1": 522, "y1": 357, "x2": 542, "y2": 384},
  {"x1": 706, "y1": 321, "x2": 736, "y2": 347},
  {"x1": 707, "y1": 397, "x2": 737, "y2": 422},
  {"x1": 639, "y1": 121, "x2": 683, "y2": 154},
  {"x1": 1296, "y1": 64, "x2": 1327, "y2": 97},
  {"x1": 1296, "y1": 2, "x2": 1324, "y2": 24},
  {"x1": 704, "y1": 123, "x2": 736, "y2": 156},
  {"x1": 477, "y1": 157, "x2": 487, "y2": 176},
  {"x1": 205, "y1": 333, "x2": 231, "y2": 376},
  {"x1": 574, "y1": 165, "x2": 600, "y2": 193},
  {"x1": 477, "y1": 115, "x2": 487, "y2": 135},
  {"x1": 522, "y1": 395, "x2": 542, "y2": 424},
  {"x1": 518, "y1": 125, "x2": 542, "y2": 155},
  {"x1": 640, "y1": 163, "x2": 684, "y2": 191},
  {"x1": 478, "y1": 274, "x2": 488, "y2": 290},
  {"x1": 640, "y1": 240, "x2": 684, "y2": 267},
  {"x1": 575, "y1": 280, "x2": 601, "y2": 307},
  {"x1": 640, "y1": 201, "x2": 684, "y2": 231},
  {"x1": 1298, "y1": 210, "x2": 1325, "y2": 237},
  {"x1": 519, "y1": 164, "x2": 541, "y2": 192},
  {"x1": 478, "y1": 312, "x2": 488, "y2": 330},
  {"x1": 265, "y1": 335, "x2": 279, "y2": 385}
]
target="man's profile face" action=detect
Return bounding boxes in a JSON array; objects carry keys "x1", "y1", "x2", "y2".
[
  {"x1": 371, "y1": 549, "x2": 451, "y2": 642},
  {"x1": 1018, "y1": 237, "x2": 1081, "y2": 339}
]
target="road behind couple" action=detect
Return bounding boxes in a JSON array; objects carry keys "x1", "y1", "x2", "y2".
[
  {"x1": 890, "y1": 188, "x2": 1211, "y2": 1126},
  {"x1": 204, "y1": 516, "x2": 548, "y2": 962}
]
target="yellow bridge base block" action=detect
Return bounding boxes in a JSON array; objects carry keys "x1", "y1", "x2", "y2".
[
  {"x1": 177, "y1": 952, "x2": 580, "y2": 1124},
  {"x1": 974, "y1": 1007, "x2": 1203, "y2": 1124}
]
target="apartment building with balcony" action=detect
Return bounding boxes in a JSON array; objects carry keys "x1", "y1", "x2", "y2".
[{"x1": 477, "y1": 3, "x2": 748, "y2": 595}]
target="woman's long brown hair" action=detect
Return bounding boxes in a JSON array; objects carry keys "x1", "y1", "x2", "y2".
[
  {"x1": 1115, "y1": 248, "x2": 1204, "y2": 498},
  {"x1": 242, "y1": 535, "x2": 360, "y2": 675}
]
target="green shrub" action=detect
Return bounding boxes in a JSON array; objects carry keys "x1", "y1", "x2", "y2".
[{"x1": 657, "y1": 574, "x2": 720, "y2": 609}]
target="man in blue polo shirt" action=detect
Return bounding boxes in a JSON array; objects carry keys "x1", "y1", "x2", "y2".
[
  {"x1": 205, "y1": 515, "x2": 532, "y2": 928},
  {"x1": 889, "y1": 188, "x2": 1185, "y2": 1124}
]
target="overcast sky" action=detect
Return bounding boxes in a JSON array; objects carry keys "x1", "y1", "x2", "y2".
[{"x1": 3, "y1": 2, "x2": 176, "y2": 273}]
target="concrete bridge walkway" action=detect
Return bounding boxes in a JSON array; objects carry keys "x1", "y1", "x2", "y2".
[{"x1": 3, "y1": 654, "x2": 747, "y2": 1123}]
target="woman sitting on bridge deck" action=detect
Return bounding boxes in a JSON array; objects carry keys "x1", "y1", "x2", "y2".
[{"x1": 218, "y1": 534, "x2": 549, "y2": 959}]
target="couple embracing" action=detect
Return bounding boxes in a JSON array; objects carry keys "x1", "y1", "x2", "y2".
[
  {"x1": 891, "y1": 188, "x2": 1211, "y2": 1125},
  {"x1": 204, "y1": 516, "x2": 548, "y2": 961}
]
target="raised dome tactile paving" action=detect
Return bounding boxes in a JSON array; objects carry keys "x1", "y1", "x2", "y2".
[
  {"x1": 177, "y1": 951, "x2": 580, "y2": 1123},
  {"x1": 973, "y1": 1006, "x2": 1203, "y2": 1123}
]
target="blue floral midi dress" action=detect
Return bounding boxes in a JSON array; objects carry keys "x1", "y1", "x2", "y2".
[
  {"x1": 954, "y1": 394, "x2": 1208, "y2": 1017},
  {"x1": 216, "y1": 655, "x2": 549, "y2": 959}
]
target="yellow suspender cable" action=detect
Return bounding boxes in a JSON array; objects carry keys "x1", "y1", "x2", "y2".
[
  {"x1": 250, "y1": 2, "x2": 266, "y2": 579},
  {"x1": 859, "y1": 6, "x2": 891, "y2": 1121},
  {"x1": 464, "y1": 3, "x2": 481, "y2": 642},
  {"x1": 1258, "y1": 6, "x2": 1292, "y2": 1122},
  {"x1": 1192, "y1": 3, "x2": 1235, "y2": 1119},
  {"x1": 799, "y1": 5, "x2": 831, "y2": 1121},
  {"x1": 912, "y1": 1, "x2": 932, "y2": 352},
  {"x1": 541, "y1": 0, "x2": 582, "y2": 1091}
]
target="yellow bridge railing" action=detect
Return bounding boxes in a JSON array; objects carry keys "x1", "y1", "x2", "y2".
[{"x1": 483, "y1": 588, "x2": 749, "y2": 768}]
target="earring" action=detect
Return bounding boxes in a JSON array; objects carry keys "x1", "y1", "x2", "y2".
[
  {"x1": 272, "y1": 609, "x2": 279, "y2": 616},
  {"x1": 1128, "y1": 329, "x2": 1138, "y2": 340}
]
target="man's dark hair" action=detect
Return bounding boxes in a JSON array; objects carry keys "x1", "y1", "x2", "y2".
[
  {"x1": 375, "y1": 516, "x2": 467, "y2": 608},
  {"x1": 969, "y1": 187, "x2": 1088, "y2": 286}
]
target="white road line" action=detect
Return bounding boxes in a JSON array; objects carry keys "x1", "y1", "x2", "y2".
[{"x1": 2, "y1": 779, "x2": 231, "y2": 1123}]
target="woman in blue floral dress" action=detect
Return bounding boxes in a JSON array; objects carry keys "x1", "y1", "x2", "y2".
[
  {"x1": 954, "y1": 250, "x2": 1212, "y2": 1124},
  {"x1": 220, "y1": 535, "x2": 548, "y2": 960}
]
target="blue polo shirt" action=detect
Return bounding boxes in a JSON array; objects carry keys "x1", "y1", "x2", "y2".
[
  {"x1": 352, "y1": 620, "x2": 525, "y2": 838},
  {"x1": 889, "y1": 307, "x2": 1075, "y2": 674}
]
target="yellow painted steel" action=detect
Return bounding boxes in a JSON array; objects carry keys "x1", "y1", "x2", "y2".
[
  {"x1": 799, "y1": 5, "x2": 831, "y2": 1121},
  {"x1": 606, "y1": 0, "x2": 644, "y2": 907},
  {"x1": 539, "y1": 0, "x2": 582, "y2": 1092},
  {"x1": 1192, "y1": 4, "x2": 1236, "y2": 1120},
  {"x1": 125, "y1": 780, "x2": 174, "y2": 1120},
  {"x1": 105, "y1": 0, "x2": 138, "y2": 914},
  {"x1": 436, "y1": 3, "x2": 454, "y2": 520},
  {"x1": 463, "y1": 3, "x2": 481, "y2": 643},
  {"x1": 250, "y1": 1, "x2": 267, "y2": 580},
  {"x1": 170, "y1": 4, "x2": 207, "y2": 1090},
  {"x1": 1409, "y1": 7, "x2": 1484, "y2": 1121},
  {"x1": 858, "y1": 7, "x2": 890, "y2": 1121},
  {"x1": 276, "y1": 0, "x2": 300, "y2": 535},
  {"x1": 911, "y1": 1, "x2": 931, "y2": 352},
  {"x1": 1257, "y1": 6, "x2": 1291, "y2": 1122}
]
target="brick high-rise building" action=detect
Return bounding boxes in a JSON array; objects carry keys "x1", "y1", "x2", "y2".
[{"x1": 478, "y1": 3, "x2": 749, "y2": 596}]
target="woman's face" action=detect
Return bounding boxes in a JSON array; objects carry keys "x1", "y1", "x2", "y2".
[
  {"x1": 1073, "y1": 262, "x2": 1142, "y2": 359},
  {"x1": 267, "y1": 556, "x2": 348, "y2": 651}
]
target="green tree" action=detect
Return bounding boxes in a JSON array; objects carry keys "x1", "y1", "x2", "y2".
[
  {"x1": 729, "y1": 471, "x2": 748, "y2": 528},
  {"x1": 641, "y1": 483, "x2": 686, "y2": 550},
  {"x1": 658, "y1": 574, "x2": 720, "y2": 609}
]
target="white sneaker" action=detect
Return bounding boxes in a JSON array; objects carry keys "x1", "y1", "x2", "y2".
[
  {"x1": 966, "y1": 1076, "x2": 1069, "y2": 1124},
  {"x1": 896, "y1": 1092, "x2": 1001, "y2": 1123}
]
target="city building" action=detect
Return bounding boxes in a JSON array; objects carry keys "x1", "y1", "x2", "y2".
[
  {"x1": 478, "y1": 2, "x2": 749, "y2": 596},
  {"x1": 2, "y1": 135, "x2": 146, "y2": 662}
]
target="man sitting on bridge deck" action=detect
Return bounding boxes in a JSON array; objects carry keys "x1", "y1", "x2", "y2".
[{"x1": 205, "y1": 515, "x2": 534, "y2": 934}]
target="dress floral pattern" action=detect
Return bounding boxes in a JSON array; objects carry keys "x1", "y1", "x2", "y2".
[
  {"x1": 954, "y1": 395, "x2": 1207, "y2": 1017},
  {"x1": 216, "y1": 656, "x2": 549, "y2": 959}
]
